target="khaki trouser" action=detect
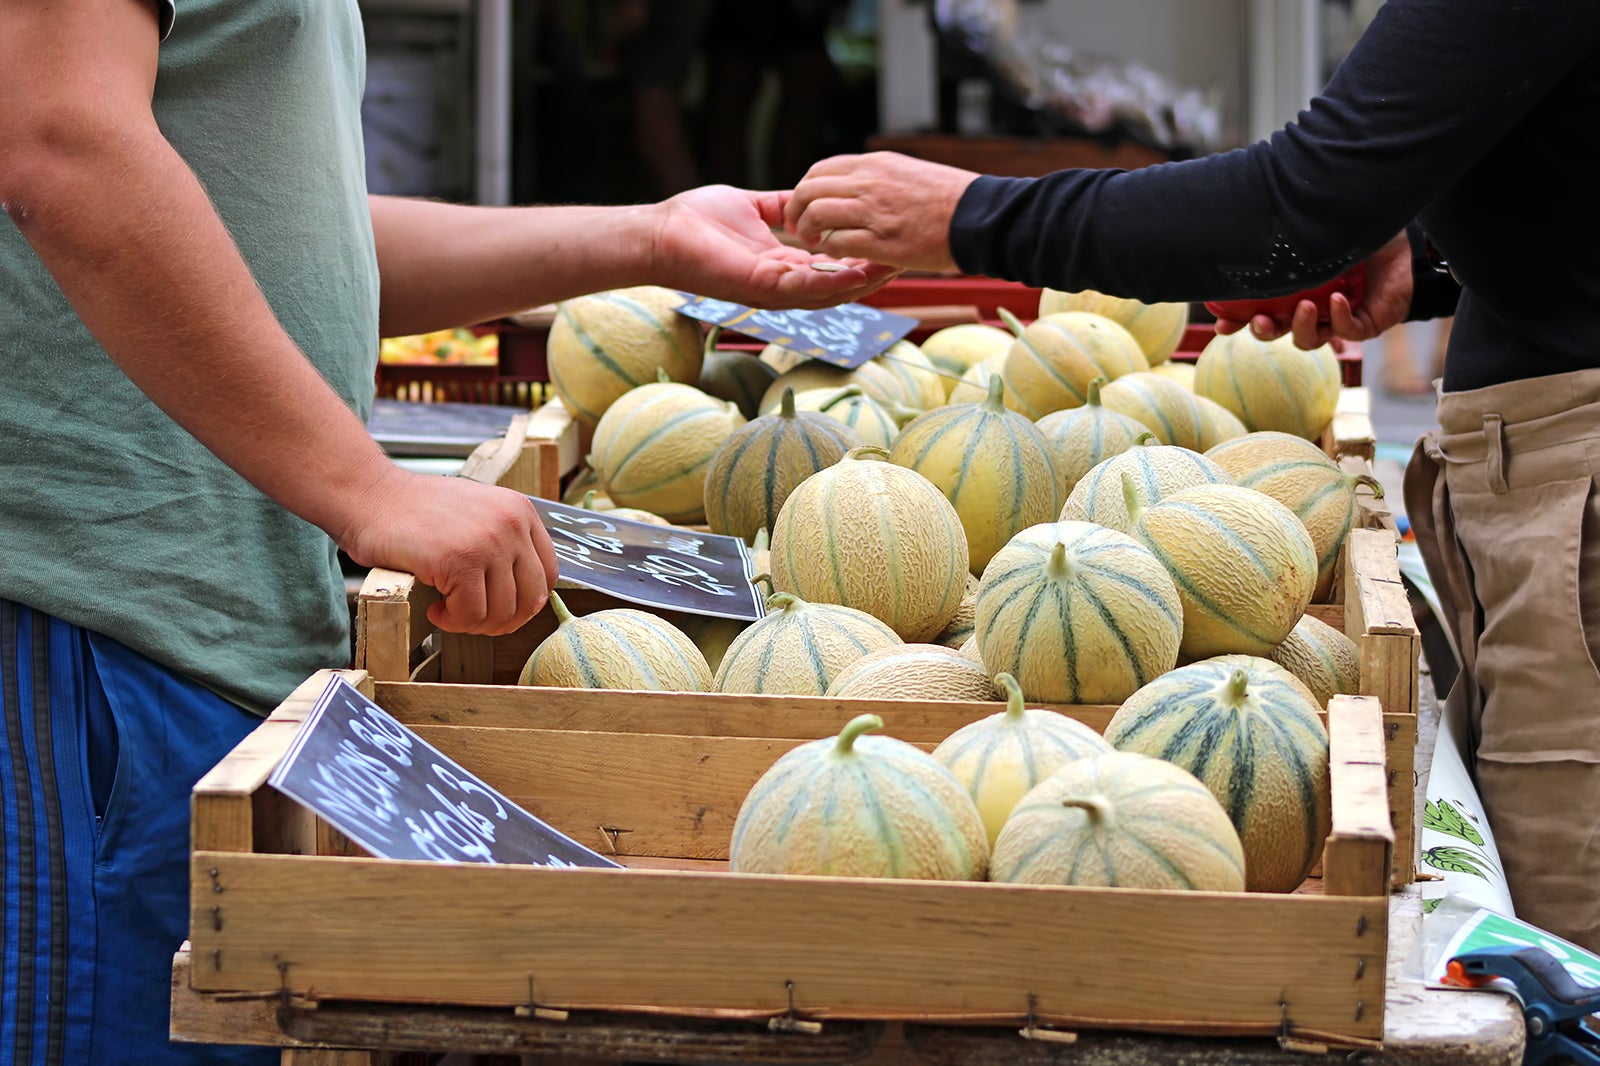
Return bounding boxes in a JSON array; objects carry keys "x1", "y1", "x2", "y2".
[{"x1": 1405, "y1": 367, "x2": 1600, "y2": 950}]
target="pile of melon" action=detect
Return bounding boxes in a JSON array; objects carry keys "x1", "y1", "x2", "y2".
[{"x1": 520, "y1": 285, "x2": 1382, "y2": 896}]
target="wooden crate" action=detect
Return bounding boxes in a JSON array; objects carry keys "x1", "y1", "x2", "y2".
[{"x1": 185, "y1": 670, "x2": 1392, "y2": 1051}]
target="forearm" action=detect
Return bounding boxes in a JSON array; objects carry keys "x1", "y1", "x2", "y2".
[
  {"x1": 7, "y1": 122, "x2": 394, "y2": 545},
  {"x1": 370, "y1": 195, "x2": 664, "y2": 336}
]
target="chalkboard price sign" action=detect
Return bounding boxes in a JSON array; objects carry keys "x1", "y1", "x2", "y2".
[
  {"x1": 269, "y1": 676, "x2": 622, "y2": 868},
  {"x1": 675, "y1": 294, "x2": 915, "y2": 369},
  {"x1": 532, "y1": 498, "x2": 765, "y2": 621}
]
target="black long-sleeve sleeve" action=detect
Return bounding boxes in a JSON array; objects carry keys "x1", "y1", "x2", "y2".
[{"x1": 947, "y1": 0, "x2": 1600, "y2": 390}]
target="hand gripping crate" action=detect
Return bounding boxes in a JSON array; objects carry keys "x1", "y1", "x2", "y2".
[{"x1": 179, "y1": 670, "x2": 1393, "y2": 1058}]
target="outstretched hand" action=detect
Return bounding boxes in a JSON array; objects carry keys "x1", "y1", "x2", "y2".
[
  {"x1": 1213, "y1": 231, "x2": 1414, "y2": 351},
  {"x1": 650, "y1": 183, "x2": 900, "y2": 309},
  {"x1": 784, "y1": 152, "x2": 982, "y2": 272}
]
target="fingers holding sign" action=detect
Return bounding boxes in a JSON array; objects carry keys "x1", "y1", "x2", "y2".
[{"x1": 785, "y1": 152, "x2": 982, "y2": 273}]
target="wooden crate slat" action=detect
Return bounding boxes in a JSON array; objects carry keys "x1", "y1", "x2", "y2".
[
  {"x1": 1323, "y1": 696, "x2": 1394, "y2": 899},
  {"x1": 188, "y1": 852, "x2": 1385, "y2": 1042}
]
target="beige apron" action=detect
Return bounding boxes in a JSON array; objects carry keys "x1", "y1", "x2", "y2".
[{"x1": 1405, "y1": 367, "x2": 1600, "y2": 949}]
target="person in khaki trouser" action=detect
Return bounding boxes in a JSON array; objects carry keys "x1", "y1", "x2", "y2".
[{"x1": 776, "y1": 1, "x2": 1600, "y2": 947}]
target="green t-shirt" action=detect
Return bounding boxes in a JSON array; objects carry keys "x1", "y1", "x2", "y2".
[{"x1": 0, "y1": 0, "x2": 379, "y2": 714}]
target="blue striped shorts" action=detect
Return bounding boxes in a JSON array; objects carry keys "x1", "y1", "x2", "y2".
[{"x1": 1, "y1": 600, "x2": 276, "y2": 1064}]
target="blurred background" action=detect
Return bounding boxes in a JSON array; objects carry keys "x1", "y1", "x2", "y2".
[{"x1": 357, "y1": 0, "x2": 1440, "y2": 446}]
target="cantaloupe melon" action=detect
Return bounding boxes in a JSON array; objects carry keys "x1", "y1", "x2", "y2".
[
  {"x1": 989, "y1": 750, "x2": 1246, "y2": 892},
  {"x1": 703, "y1": 386, "x2": 862, "y2": 542},
  {"x1": 518, "y1": 591, "x2": 711, "y2": 692},
  {"x1": 1038, "y1": 289, "x2": 1190, "y2": 366},
  {"x1": 1192, "y1": 393, "x2": 1248, "y2": 450},
  {"x1": 696, "y1": 327, "x2": 779, "y2": 420},
  {"x1": 932, "y1": 673, "x2": 1112, "y2": 846},
  {"x1": 1103, "y1": 655, "x2": 1331, "y2": 893},
  {"x1": 579, "y1": 489, "x2": 671, "y2": 527},
  {"x1": 825, "y1": 643, "x2": 998, "y2": 702},
  {"x1": 758, "y1": 342, "x2": 808, "y2": 375},
  {"x1": 675, "y1": 614, "x2": 751, "y2": 675},
  {"x1": 1060, "y1": 437, "x2": 1233, "y2": 534},
  {"x1": 997, "y1": 309, "x2": 1148, "y2": 419},
  {"x1": 1204, "y1": 431, "x2": 1384, "y2": 599},
  {"x1": 875, "y1": 340, "x2": 947, "y2": 411},
  {"x1": 714, "y1": 591, "x2": 901, "y2": 695},
  {"x1": 948, "y1": 355, "x2": 1004, "y2": 406},
  {"x1": 730, "y1": 713, "x2": 989, "y2": 881},
  {"x1": 921, "y1": 324, "x2": 1014, "y2": 396},
  {"x1": 1194, "y1": 332, "x2": 1342, "y2": 441},
  {"x1": 889, "y1": 376, "x2": 1063, "y2": 574},
  {"x1": 934, "y1": 574, "x2": 980, "y2": 649},
  {"x1": 761, "y1": 359, "x2": 908, "y2": 413},
  {"x1": 1099, "y1": 370, "x2": 1209, "y2": 450},
  {"x1": 1129, "y1": 483, "x2": 1318, "y2": 659},
  {"x1": 1150, "y1": 360, "x2": 1197, "y2": 390},
  {"x1": 590, "y1": 378, "x2": 745, "y2": 523},
  {"x1": 770, "y1": 448, "x2": 969, "y2": 642},
  {"x1": 976, "y1": 521, "x2": 1182, "y2": 704},
  {"x1": 547, "y1": 286, "x2": 703, "y2": 427},
  {"x1": 790, "y1": 385, "x2": 903, "y2": 451},
  {"x1": 1035, "y1": 377, "x2": 1148, "y2": 494},
  {"x1": 1268, "y1": 613, "x2": 1361, "y2": 710}
]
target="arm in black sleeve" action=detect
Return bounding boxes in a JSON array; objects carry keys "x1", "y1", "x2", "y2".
[{"x1": 948, "y1": 0, "x2": 1600, "y2": 304}]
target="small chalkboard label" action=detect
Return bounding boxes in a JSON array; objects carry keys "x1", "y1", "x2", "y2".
[
  {"x1": 532, "y1": 498, "x2": 765, "y2": 621},
  {"x1": 269, "y1": 676, "x2": 622, "y2": 868},
  {"x1": 675, "y1": 294, "x2": 915, "y2": 369}
]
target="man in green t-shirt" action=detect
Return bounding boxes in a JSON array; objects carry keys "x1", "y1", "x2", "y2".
[{"x1": 0, "y1": 2, "x2": 890, "y2": 1061}]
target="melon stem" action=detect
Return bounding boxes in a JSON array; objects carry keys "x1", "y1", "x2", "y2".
[
  {"x1": 549, "y1": 590, "x2": 574, "y2": 626},
  {"x1": 1225, "y1": 668, "x2": 1250, "y2": 704},
  {"x1": 765, "y1": 591, "x2": 803, "y2": 613},
  {"x1": 836, "y1": 713, "x2": 883, "y2": 755},
  {"x1": 780, "y1": 386, "x2": 797, "y2": 419},
  {"x1": 1121, "y1": 471, "x2": 1145, "y2": 526},
  {"x1": 846, "y1": 445, "x2": 892, "y2": 462},
  {"x1": 703, "y1": 325, "x2": 722, "y2": 357},
  {"x1": 1134, "y1": 431, "x2": 1157, "y2": 447},
  {"x1": 1086, "y1": 377, "x2": 1107, "y2": 406},
  {"x1": 581, "y1": 490, "x2": 597, "y2": 511},
  {"x1": 1046, "y1": 541, "x2": 1071, "y2": 580},
  {"x1": 997, "y1": 307, "x2": 1027, "y2": 339},
  {"x1": 983, "y1": 373, "x2": 1007, "y2": 412},
  {"x1": 1351, "y1": 473, "x2": 1387, "y2": 499},
  {"x1": 1061, "y1": 795, "x2": 1113, "y2": 823},
  {"x1": 996, "y1": 673, "x2": 1026, "y2": 720}
]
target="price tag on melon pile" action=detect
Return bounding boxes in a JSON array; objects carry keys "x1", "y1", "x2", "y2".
[
  {"x1": 674, "y1": 293, "x2": 915, "y2": 369},
  {"x1": 531, "y1": 498, "x2": 765, "y2": 621},
  {"x1": 269, "y1": 676, "x2": 622, "y2": 868}
]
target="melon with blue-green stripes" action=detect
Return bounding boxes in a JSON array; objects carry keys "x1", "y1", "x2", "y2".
[
  {"x1": 517, "y1": 591, "x2": 712, "y2": 692},
  {"x1": 1060, "y1": 438, "x2": 1234, "y2": 534},
  {"x1": 1129, "y1": 483, "x2": 1318, "y2": 660},
  {"x1": 989, "y1": 750, "x2": 1246, "y2": 892},
  {"x1": 590, "y1": 379, "x2": 745, "y2": 524},
  {"x1": 824, "y1": 642, "x2": 998, "y2": 702},
  {"x1": 921, "y1": 324, "x2": 1014, "y2": 397},
  {"x1": 714, "y1": 592, "x2": 902, "y2": 696},
  {"x1": 948, "y1": 355, "x2": 1004, "y2": 405},
  {"x1": 1194, "y1": 332, "x2": 1342, "y2": 441},
  {"x1": 933, "y1": 672, "x2": 1113, "y2": 846},
  {"x1": 730, "y1": 713, "x2": 989, "y2": 881},
  {"x1": 975, "y1": 521, "x2": 1183, "y2": 705},
  {"x1": 875, "y1": 340, "x2": 948, "y2": 412},
  {"x1": 547, "y1": 286, "x2": 704, "y2": 428},
  {"x1": 1038, "y1": 288, "x2": 1190, "y2": 366},
  {"x1": 697, "y1": 328, "x2": 779, "y2": 420},
  {"x1": 703, "y1": 386, "x2": 863, "y2": 542},
  {"x1": 998, "y1": 309, "x2": 1149, "y2": 419},
  {"x1": 790, "y1": 385, "x2": 903, "y2": 450},
  {"x1": 761, "y1": 358, "x2": 910, "y2": 413},
  {"x1": 1205, "y1": 431, "x2": 1384, "y2": 600},
  {"x1": 889, "y1": 375, "x2": 1063, "y2": 574},
  {"x1": 1267, "y1": 612, "x2": 1360, "y2": 710},
  {"x1": 1103, "y1": 655, "x2": 1331, "y2": 893},
  {"x1": 770, "y1": 448, "x2": 969, "y2": 642},
  {"x1": 1099, "y1": 371, "x2": 1208, "y2": 450},
  {"x1": 1036, "y1": 377, "x2": 1154, "y2": 493},
  {"x1": 1193, "y1": 393, "x2": 1249, "y2": 450}
]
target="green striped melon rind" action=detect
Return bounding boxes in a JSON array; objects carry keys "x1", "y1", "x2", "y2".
[
  {"x1": 1205, "y1": 431, "x2": 1362, "y2": 599},
  {"x1": 1103, "y1": 654, "x2": 1332, "y2": 894},
  {"x1": 1267, "y1": 613, "x2": 1361, "y2": 710},
  {"x1": 519, "y1": 599, "x2": 712, "y2": 692},
  {"x1": 974, "y1": 520, "x2": 1183, "y2": 705},
  {"x1": 999, "y1": 310, "x2": 1149, "y2": 420},
  {"x1": 697, "y1": 348, "x2": 780, "y2": 420},
  {"x1": 547, "y1": 287, "x2": 704, "y2": 427},
  {"x1": 932, "y1": 673, "x2": 1112, "y2": 846},
  {"x1": 1035, "y1": 379, "x2": 1149, "y2": 493},
  {"x1": 1060, "y1": 443, "x2": 1234, "y2": 534},
  {"x1": 989, "y1": 749, "x2": 1246, "y2": 891},
  {"x1": 791, "y1": 386, "x2": 901, "y2": 451},
  {"x1": 823, "y1": 642, "x2": 998, "y2": 702},
  {"x1": 703, "y1": 389, "x2": 863, "y2": 541},
  {"x1": 1130, "y1": 483, "x2": 1318, "y2": 660},
  {"x1": 889, "y1": 377, "x2": 1063, "y2": 575},
  {"x1": 714, "y1": 592, "x2": 902, "y2": 696},
  {"x1": 921, "y1": 324, "x2": 1014, "y2": 396},
  {"x1": 1098, "y1": 371, "x2": 1208, "y2": 450},
  {"x1": 591, "y1": 382, "x2": 745, "y2": 523},
  {"x1": 1193, "y1": 332, "x2": 1342, "y2": 441},
  {"x1": 1037, "y1": 289, "x2": 1190, "y2": 366},
  {"x1": 729, "y1": 713, "x2": 990, "y2": 880},
  {"x1": 769, "y1": 450, "x2": 969, "y2": 642}
]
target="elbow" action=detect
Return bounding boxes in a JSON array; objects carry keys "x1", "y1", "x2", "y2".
[{"x1": 0, "y1": 108, "x2": 157, "y2": 233}]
